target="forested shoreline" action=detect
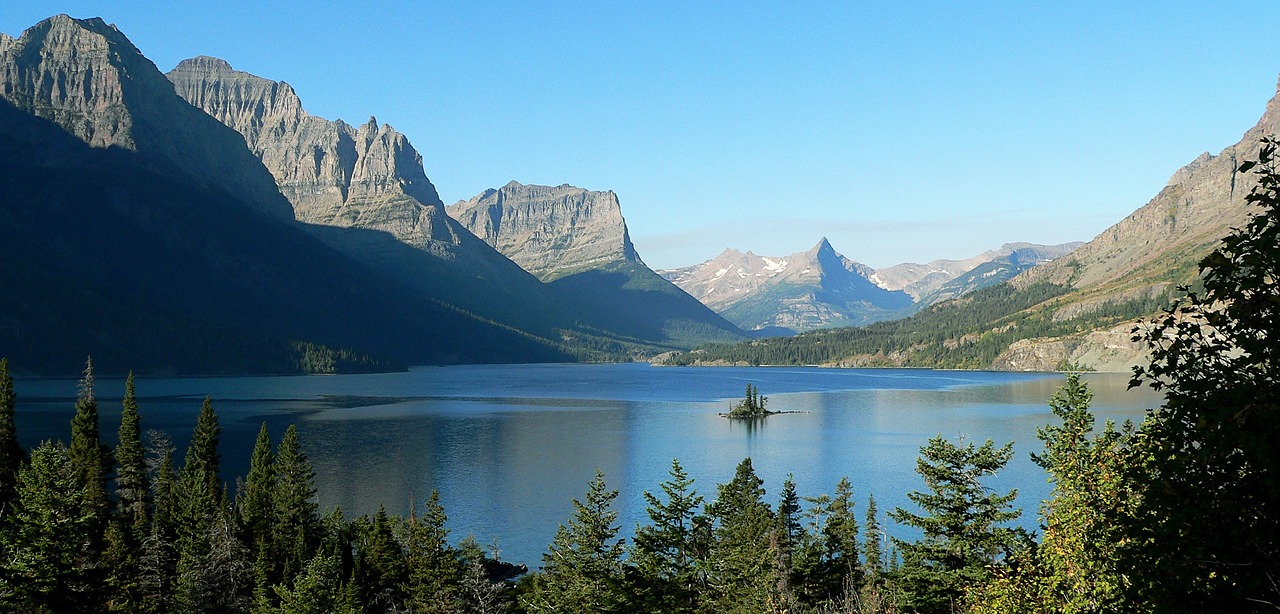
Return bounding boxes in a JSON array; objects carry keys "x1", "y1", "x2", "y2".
[{"x1": 1, "y1": 144, "x2": 1279, "y2": 612}]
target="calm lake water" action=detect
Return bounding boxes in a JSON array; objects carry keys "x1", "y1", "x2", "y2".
[{"x1": 12, "y1": 363, "x2": 1161, "y2": 567}]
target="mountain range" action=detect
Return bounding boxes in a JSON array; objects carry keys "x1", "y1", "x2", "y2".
[
  {"x1": 0, "y1": 15, "x2": 742, "y2": 375},
  {"x1": 666, "y1": 75, "x2": 1280, "y2": 371},
  {"x1": 660, "y1": 239, "x2": 1080, "y2": 335},
  {"x1": 2, "y1": 13, "x2": 1261, "y2": 375}
]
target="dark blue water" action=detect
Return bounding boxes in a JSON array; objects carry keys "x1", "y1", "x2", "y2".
[{"x1": 12, "y1": 364, "x2": 1160, "y2": 567}]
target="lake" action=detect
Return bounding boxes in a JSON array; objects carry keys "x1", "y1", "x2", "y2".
[{"x1": 11, "y1": 363, "x2": 1162, "y2": 568}]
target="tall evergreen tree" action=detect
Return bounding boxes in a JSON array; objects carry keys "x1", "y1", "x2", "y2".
[
  {"x1": 173, "y1": 399, "x2": 228, "y2": 612},
  {"x1": 140, "y1": 431, "x2": 178, "y2": 613},
  {"x1": 106, "y1": 377, "x2": 152, "y2": 610},
  {"x1": 704, "y1": 457, "x2": 775, "y2": 613},
  {"x1": 404, "y1": 490, "x2": 461, "y2": 613},
  {"x1": 239, "y1": 423, "x2": 277, "y2": 597},
  {"x1": 524, "y1": 469, "x2": 627, "y2": 614},
  {"x1": 355, "y1": 506, "x2": 407, "y2": 611},
  {"x1": 69, "y1": 356, "x2": 110, "y2": 532},
  {"x1": 115, "y1": 373, "x2": 149, "y2": 539},
  {"x1": 889, "y1": 436, "x2": 1023, "y2": 614},
  {"x1": 0, "y1": 441, "x2": 99, "y2": 611},
  {"x1": 823, "y1": 477, "x2": 859, "y2": 585},
  {"x1": 185, "y1": 396, "x2": 222, "y2": 499},
  {"x1": 0, "y1": 358, "x2": 23, "y2": 510},
  {"x1": 274, "y1": 425, "x2": 319, "y2": 583},
  {"x1": 862, "y1": 494, "x2": 882, "y2": 582},
  {"x1": 631, "y1": 458, "x2": 705, "y2": 612}
]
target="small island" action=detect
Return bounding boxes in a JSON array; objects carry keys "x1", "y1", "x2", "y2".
[{"x1": 721, "y1": 383, "x2": 780, "y2": 418}]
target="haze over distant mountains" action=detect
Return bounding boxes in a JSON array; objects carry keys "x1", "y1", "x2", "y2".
[{"x1": 661, "y1": 239, "x2": 1080, "y2": 334}]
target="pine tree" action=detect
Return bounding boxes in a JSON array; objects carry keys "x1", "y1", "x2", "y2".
[
  {"x1": 889, "y1": 436, "x2": 1023, "y2": 614},
  {"x1": 69, "y1": 356, "x2": 110, "y2": 533},
  {"x1": 524, "y1": 469, "x2": 627, "y2": 614},
  {"x1": 0, "y1": 358, "x2": 23, "y2": 510},
  {"x1": 405, "y1": 490, "x2": 461, "y2": 613},
  {"x1": 173, "y1": 399, "x2": 228, "y2": 612},
  {"x1": 115, "y1": 373, "x2": 148, "y2": 540},
  {"x1": 355, "y1": 506, "x2": 407, "y2": 611},
  {"x1": 185, "y1": 396, "x2": 221, "y2": 500},
  {"x1": 862, "y1": 494, "x2": 882, "y2": 582},
  {"x1": 968, "y1": 375, "x2": 1136, "y2": 613},
  {"x1": 239, "y1": 422, "x2": 276, "y2": 590},
  {"x1": 823, "y1": 477, "x2": 859, "y2": 584},
  {"x1": 704, "y1": 457, "x2": 775, "y2": 613},
  {"x1": 140, "y1": 431, "x2": 178, "y2": 613},
  {"x1": 272, "y1": 553, "x2": 361, "y2": 614},
  {"x1": 631, "y1": 458, "x2": 705, "y2": 612},
  {"x1": 274, "y1": 424, "x2": 319, "y2": 583},
  {"x1": 0, "y1": 441, "x2": 99, "y2": 611}
]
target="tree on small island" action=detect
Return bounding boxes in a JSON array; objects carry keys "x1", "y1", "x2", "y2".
[{"x1": 725, "y1": 383, "x2": 775, "y2": 418}]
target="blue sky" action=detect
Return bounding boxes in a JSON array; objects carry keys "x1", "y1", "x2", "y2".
[{"x1": 5, "y1": 3, "x2": 1280, "y2": 268}]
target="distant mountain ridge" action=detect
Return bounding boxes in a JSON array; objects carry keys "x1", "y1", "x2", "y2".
[
  {"x1": 872, "y1": 242, "x2": 1083, "y2": 301},
  {"x1": 667, "y1": 77, "x2": 1280, "y2": 371},
  {"x1": 659, "y1": 239, "x2": 913, "y2": 333},
  {"x1": 661, "y1": 239, "x2": 1078, "y2": 334}
]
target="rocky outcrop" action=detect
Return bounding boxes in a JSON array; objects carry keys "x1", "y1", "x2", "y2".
[
  {"x1": 0, "y1": 16, "x2": 292, "y2": 221},
  {"x1": 166, "y1": 56, "x2": 465, "y2": 251},
  {"x1": 660, "y1": 238, "x2": 913, "y2": 332},
  {"x1": 447, "y1": 181, "x2": 642, "y2": 281},
  {"x1": 990, "y1": 325, "x2": 1148, "y2": 373}
]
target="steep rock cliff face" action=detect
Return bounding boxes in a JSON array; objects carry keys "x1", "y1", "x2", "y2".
[
  {"x1": 0, "y1": 16, "x2": 292, "y2": 221},
  {"x1": 166, "y1": 56, "x2": 569, "y2": 336},
  {"x1": 448, "y1": 181, "x2": 642, "y2": 281},
  {"x1": 661, "y1": 239, "x2": 912, "y2": 332},
  {"x1": 167, "y1": 56, "x2": 464, "y2": 251},
  {"x1": 449, "y1": 181, "x2": 745, "y2": 345}
]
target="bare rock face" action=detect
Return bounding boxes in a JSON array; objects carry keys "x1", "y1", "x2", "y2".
[
  {"x1": 448, "y1": 181, "x2": 642, "y2": 281},
  {"x1": 660, "y1": 238, "x2": 912, "y2": 332},
  {"x1": 166, "y1": 57, "x2": 462, "y2": 251},
  {"x1": 0, "y1": 16, "x2": 293, "y2": 221},
  {"x1": 990, "y1": 325, "x2": 1148, "y2": 373}
]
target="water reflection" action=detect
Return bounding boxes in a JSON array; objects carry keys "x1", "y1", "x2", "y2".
[{"x1": 11, "y1": 365, "x2": 1161, "y2": 568}]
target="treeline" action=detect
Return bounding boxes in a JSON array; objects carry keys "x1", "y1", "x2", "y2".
[{"x1": 664, "y1": 276, "x2": 1171, "y2": 368}]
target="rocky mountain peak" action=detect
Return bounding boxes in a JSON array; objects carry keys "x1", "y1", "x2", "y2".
[
  {"x1": 168, "y1": 57, "x2": 450, "y2": 241},
  {"x1": 660, "y1": 239, "x2": 910, "y2": 332},
  {"x1": 448, "y1": 182, "x2": 642, "y2": 281},
  {"x1": 0, "y1": 15, "x2": 293, "y2": 220}
]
